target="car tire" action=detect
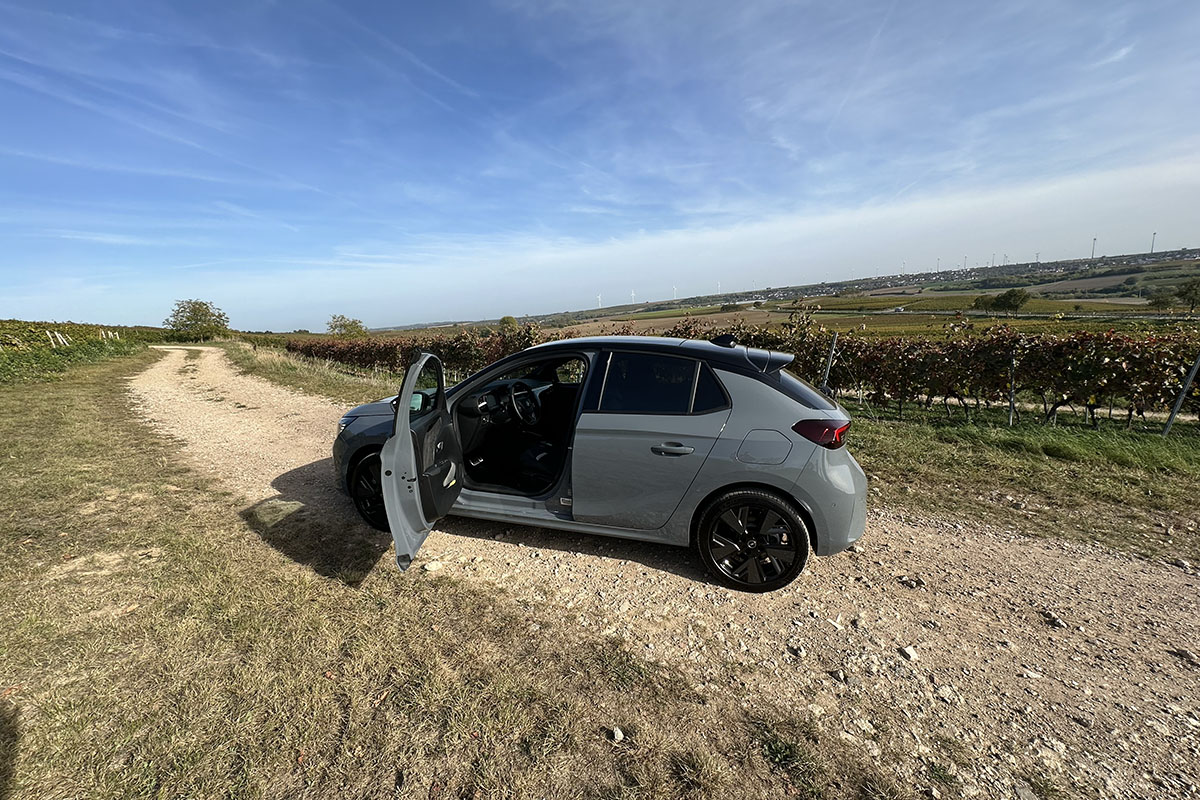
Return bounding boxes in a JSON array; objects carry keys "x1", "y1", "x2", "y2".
[
  {"x1": 693, "y1": 488, "x2": 810, "y2": 593},
  {"x1": 349, "y1": 451, "x2": 390, "y2": 532}
]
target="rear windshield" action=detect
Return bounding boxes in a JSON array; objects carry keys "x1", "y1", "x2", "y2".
[{"x1": 779, "y1": 369, "x2": 838, "y2": 410}]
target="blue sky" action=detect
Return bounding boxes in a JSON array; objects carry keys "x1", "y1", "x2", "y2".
[{"x1": 2, "y1": 1, "x2": 1199, "y2": 330}]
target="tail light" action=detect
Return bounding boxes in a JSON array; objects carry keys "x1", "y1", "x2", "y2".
[{"x1": 792, "y1": 419, "x2": 851, "y2": 449}]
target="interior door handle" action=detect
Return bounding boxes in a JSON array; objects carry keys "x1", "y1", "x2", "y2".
[{"x1": 651, "y1": 442, "x2": 694, "y2": 456}]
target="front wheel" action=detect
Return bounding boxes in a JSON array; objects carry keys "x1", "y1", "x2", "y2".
[
  {"x1": 349, "y1": 452, "x2": 390, "y2": 532},
  {"x1": 693, "y1": 489, "x2": 809, "y2": 592}
]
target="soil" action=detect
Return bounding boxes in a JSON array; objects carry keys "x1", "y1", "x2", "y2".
[{"x1": 129, "y1": 346, "x2": 1200, "y2": 799}]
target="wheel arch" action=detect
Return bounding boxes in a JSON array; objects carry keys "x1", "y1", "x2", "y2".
[
  {"x1": 345, "y1": 443, "x2": 384, "y2": 488},
  {"x1": 689, "y1": 482, "x2": 819, "y2": 552}
]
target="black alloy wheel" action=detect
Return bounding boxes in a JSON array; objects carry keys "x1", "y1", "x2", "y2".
[
  {"x1": 694, "y1": 489, "x2": 809, "y2": 592},
  {"x1": 350, "y1": 452, "x2": 390, "y2": 532}
]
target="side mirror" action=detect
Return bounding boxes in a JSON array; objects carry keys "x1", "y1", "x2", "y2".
[{"x1": 410, "y1": 393, "x2": 427, "y2": 412}]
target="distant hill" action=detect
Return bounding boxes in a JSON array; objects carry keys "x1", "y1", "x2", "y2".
[{"x1": 373, "y1": 248, "x2": 1200, "y2": 331}]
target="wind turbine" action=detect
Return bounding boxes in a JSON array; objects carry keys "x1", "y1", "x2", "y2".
[
  {"x1": 673, "y1": 285, "x2": 677, "y2": 300},
  {"x1": 630, "y1": 289, "x2": 636, "y2": 304},
  {"x1": 597, "y1": 294, "x2": 602, "y2": 309}
]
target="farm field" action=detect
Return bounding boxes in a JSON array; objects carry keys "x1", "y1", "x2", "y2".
[
  {"x1": 550, "y1": 298, "x2": 1194, "y2": 341},
  {"x1": 796, "y1": 294, "x2": 1145, "y2": 314},
  {"x1": 5, "y1": 345, "x2": 1196, "y2": 798}
]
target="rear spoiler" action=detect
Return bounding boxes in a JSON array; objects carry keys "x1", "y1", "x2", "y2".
[
  {"x1": 706, "y1": 334, "x2": 793, "y2": 373},
  {"x1": 746, "y1": 348, "x2": 794, "y2": 373}
]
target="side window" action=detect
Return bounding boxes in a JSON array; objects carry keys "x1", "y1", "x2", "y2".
[
  {"x1": 600, "y1": 352, "x2": 694, "y2": 414},
  {"x1": 692, "y1": 364, "x2": 729, "y2": 413},
  {"x1": 555, "y1": 358, "x2": 586, "y2": 385}
]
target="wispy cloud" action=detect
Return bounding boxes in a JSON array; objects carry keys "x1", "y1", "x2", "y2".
[
  {"x1": 0, "y1": 146, "x2": 283, "y2": 187},
  {"x1": 1092, "y1": 44, "x2": 1134, "y2": 68},
  {"x1": 212, "y1": 201, "x2": 300, "y2": 232},
  {"x1": 38, "y1": 229, "x2": 207, "y2": 246},
  {"x1": 1, "y1": 0, "x2": 1198, "y2": 329}
]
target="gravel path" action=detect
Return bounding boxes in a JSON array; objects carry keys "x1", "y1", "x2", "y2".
[{"x1": 130, "y1": 346, "x2": 1200, "y2": 799}]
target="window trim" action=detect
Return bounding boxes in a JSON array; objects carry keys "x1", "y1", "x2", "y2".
[{"x1": 593, "y1": 350, "x2": 732, "y2": 416}]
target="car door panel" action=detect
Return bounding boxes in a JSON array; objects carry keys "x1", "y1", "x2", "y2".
[
  {"x1": 380, "y1": 354, "x2": 463, "y2": 570},
  {"x1": 571, "y1": 409, "x2": 730, "y2": 529}
]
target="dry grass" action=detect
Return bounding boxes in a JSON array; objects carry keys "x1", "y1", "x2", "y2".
[
  {"x1": 219, "y1": 341, "x2": 400, "y2": 406},
  {"x1": 0, "y1": 351, "x2": 898, "y2": 799}
]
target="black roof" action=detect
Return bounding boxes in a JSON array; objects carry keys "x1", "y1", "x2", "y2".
[{"x1": 529, "y1": 335, "x2": 794, "y2": 374}]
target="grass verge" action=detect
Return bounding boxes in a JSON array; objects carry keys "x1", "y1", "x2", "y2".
[
  {"x1": 0, "y1": 351, "x2": 895, "y2": 798},
  {"x1": 219, "y1": 341, "x2": 400, "y2": 406},
  {"x1": 848, "y1": 403, "x2": 1200, "y2": 562}
]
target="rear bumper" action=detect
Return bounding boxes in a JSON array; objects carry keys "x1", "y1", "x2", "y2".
[{"x1": 793, "y1": 447, "x2": 867, "y2": 556}]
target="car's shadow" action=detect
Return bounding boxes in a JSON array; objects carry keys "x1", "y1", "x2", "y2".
[
  {"x1": 436, "y1": 514, "x2": 713, "y2": 585},
  {"x1": 0, "y1": 699, "x2": 17, "y2": 800},
  {"x1": 241, "y1": 459, "x2": 391, "y2": 588},
  {"x1": 243, "y1": 458, "x2": 714, "y2": 589}
]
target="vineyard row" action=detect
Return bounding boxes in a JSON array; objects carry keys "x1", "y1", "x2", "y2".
[{"x1": 275, "y1": 317, "x2": 1200, "y2": 418}]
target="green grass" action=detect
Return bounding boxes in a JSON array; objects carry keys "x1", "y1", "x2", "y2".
[
  {"x1": 0, "y1": 351, "x2": 898, "y2": 799},
  {"x1": 848, "y1": 402, "x2": 1200, "y2": 562}
]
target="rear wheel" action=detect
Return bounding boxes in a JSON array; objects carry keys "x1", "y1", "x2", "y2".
[
  {"x1": 693, "y1": 489, "x2": 809, "y2": 592},
  {"x1": 350, "y1": 451, "x2": 389, "y2": 532}
]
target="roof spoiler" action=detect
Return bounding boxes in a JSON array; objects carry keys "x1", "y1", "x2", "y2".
[
  {"x1": 747, "y1": 348, "x2": 794, "y2": 373},
  {"x1": 708, "y1": 334, "x2": 793, "y2": 373}
]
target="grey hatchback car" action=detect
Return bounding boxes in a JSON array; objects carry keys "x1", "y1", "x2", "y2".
[{"x1": 333, "y1": 335, "x2": 866, "y2": 592}]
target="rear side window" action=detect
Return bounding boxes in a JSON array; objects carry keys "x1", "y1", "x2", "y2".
[
  {"x1": 600, "y1": 352, "x2": 694, "y2": 413},
  {"x1": 779, "y1": 369, "x2": 837, "y2": 410},
  {"x1": 691, "y1": 363, "x2": 729, "y2": 413}
]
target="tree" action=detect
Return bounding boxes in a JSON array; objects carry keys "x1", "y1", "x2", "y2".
[
  {"x1": 1177, "y1": 278, "x2": 1200, "y2": 313},
  {"x1": 164, "y1": 299, "x2": 229, "y2": 341},
  {"x1": 992, "y1": 288, "x2": 1032, "y2": 312},
  {"x1": 972, "y1": 294, "x2": 996, "y2": 311},
  {"x1": 1147, "y1": 292, "x2": 1176, "y2": 311},
  {"x1": 498, "y1": 315, "x2": 519, "y2": 330},
  {"x1": 327, "y1": 314, "x2": 368, "y2": 338}
]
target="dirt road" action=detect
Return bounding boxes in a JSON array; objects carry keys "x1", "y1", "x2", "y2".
[{"x1": 129, "y1": 346, "x2": 1200, "y2": 799}]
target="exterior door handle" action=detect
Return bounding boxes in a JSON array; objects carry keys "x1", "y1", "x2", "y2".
[{"x1": 651, "y1": 442, "x2": 694, "y2": 456}]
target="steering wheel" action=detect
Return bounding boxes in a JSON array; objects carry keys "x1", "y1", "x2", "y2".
[{"x1": 508, "y1": 381, "x2": 541, "y2": 426}]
